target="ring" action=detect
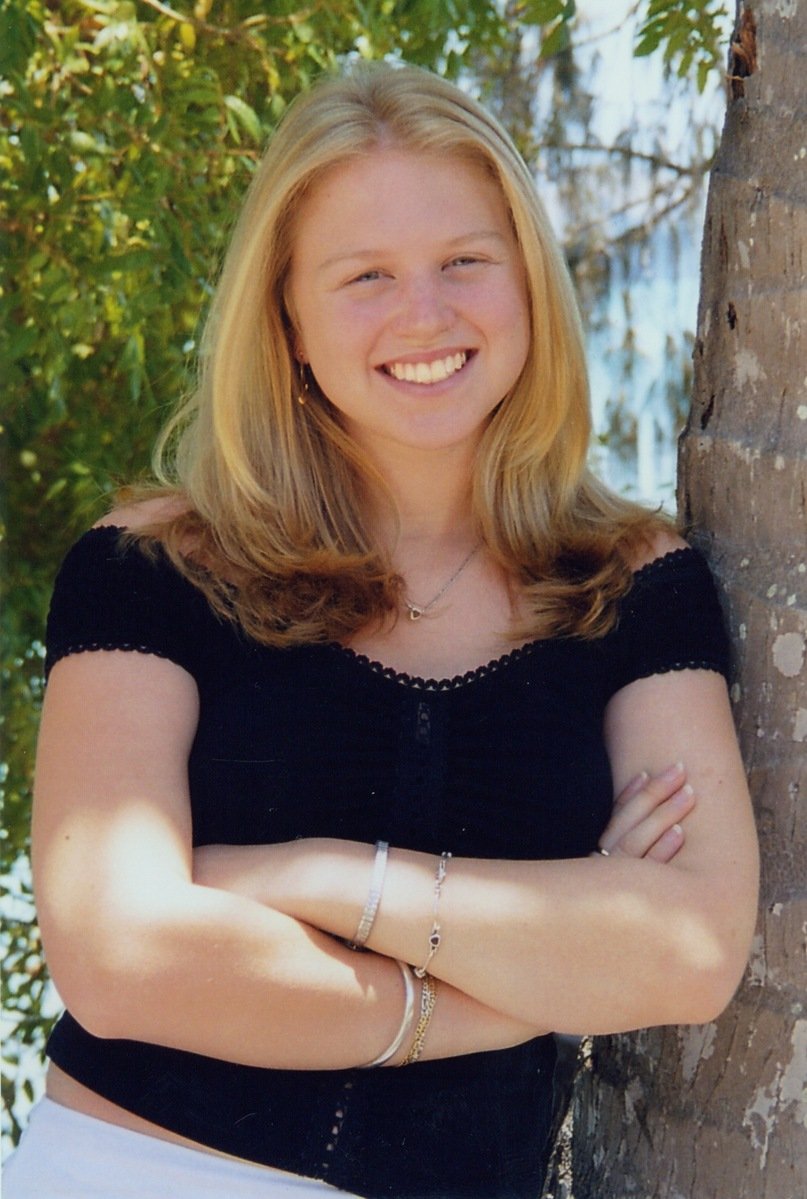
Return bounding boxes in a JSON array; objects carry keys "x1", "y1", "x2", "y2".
[{"x1": 596, "y1": 846, "x2": 610, "y2": 856}]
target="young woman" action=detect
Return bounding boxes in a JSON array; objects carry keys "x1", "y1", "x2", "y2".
[{"x1": 9, "y1": 65, "x2": 758, "y2": 1198}]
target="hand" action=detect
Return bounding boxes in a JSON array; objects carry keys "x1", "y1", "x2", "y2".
[{"x1": 596, "y1": 762, "x2": 694, "y2": 863}]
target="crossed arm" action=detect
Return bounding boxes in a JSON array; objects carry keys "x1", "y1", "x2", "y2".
[{"x1": 33, "y1": 648, "x2": 758, "y2": 1072}]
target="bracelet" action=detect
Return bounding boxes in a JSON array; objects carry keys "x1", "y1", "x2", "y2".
[
  {"x1": 413, "y1": 850, "x2": 451, "y2": 978},
  {"x1": 359, "y1": 960, "x2": 416, "y2": 1068},
  {"x1": 349, "y1": 840, "x2": 389, "y2": 949},
  {"x1": 400, "y1": 973, "x2": 438, "y2": 1066}
]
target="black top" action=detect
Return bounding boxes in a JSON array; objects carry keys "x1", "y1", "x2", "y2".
[{"x1": 44, "y1": 528, "x2": 730, "y2": 1198}]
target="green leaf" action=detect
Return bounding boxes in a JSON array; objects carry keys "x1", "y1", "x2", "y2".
[
  {"x1": 97, "y1": 249, "x2": 158, "y2": 275},
  {"x1": 522, "y1": 0, "x2": 567, "y2": 24},
  {"x1": 5, "y1": 326, "x2": 39, "y2": 364},
  {"x1": 634, "y1": 0, "x2": 729, "y2": 87},
  {"x1": 696, "y1": 58, "x2": 711, "y2": 94},
  {"x1": 225, "y1": 94, "x2": 265, "y2": 144},
  {"x1": 69, "y1": 131, "x2": 109, "y2": 156},
  {"x1": 0, "y1": 1, "x2": 38, "y2": 76},
  {"x1": 540, "y1": 19, "x2": 571, "y2": 58},
  {"x1": 635, "y1": 29, "x2": 664, "y2": 58},
  {"x1": 520, "y1": 0, "x2": 575, "y2": 24}
]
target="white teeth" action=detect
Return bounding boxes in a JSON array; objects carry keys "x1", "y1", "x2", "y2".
[{"x1": 387, "y1": 352, "x2": 468, "y2": 384}]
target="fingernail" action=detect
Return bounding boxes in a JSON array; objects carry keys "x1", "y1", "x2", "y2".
[
  {"x1": 672, "y1": 784, "x2": 694, "y2": 806},
  {"x1": 662, "y1": 761, "x2": 685, "y2": 780}
]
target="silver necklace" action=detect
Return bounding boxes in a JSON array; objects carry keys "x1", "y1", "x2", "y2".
[{"x1": 403, "y1": 543, "x2": 481, "y2": 622}]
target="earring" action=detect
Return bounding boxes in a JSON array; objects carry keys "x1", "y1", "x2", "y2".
[{"x1": 296, "y1": 363, "x2": 310, "y2": 406}]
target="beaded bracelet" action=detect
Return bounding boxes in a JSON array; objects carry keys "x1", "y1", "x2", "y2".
[
  {"x1": 400, "y1": 974, "x2": 438, "y2": 1066},
  {"x1": 413, "y1": 851, "x2": 451, "y2": 978},
  {"x1": 359, "y1": 960, "x2": 416, "y2": 1068},
  {"x1": 349, "y1": 840, "x2": 389, "y2": 950}
]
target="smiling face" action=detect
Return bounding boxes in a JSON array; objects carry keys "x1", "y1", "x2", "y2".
[{"x1": 286, "y1": 149, "x2": 531, "y2": 468}]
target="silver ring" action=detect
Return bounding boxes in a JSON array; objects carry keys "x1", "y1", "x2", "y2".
[{"x1": 596, "y1": 846, "x2": 610, "y2": 857}]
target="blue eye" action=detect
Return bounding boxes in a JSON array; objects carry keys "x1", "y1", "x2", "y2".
[{"x1": 349, "y1": 270, "x2": 383, "y2": 284}]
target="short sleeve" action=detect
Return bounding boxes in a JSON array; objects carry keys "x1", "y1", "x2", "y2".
[
  {"x1": 45, "y1": 526, "x2": 211, "y2": 681},
  {"x1": 600, "y1": 547, "x2": 731, "y2": 702}
]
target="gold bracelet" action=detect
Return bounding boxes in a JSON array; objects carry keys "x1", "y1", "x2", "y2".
[
  {"x1": 400, "y1": 973, "x2": 438, "y2": 1066},
  {"x1": 413, "y1": 850, "x2": 451, "y2": 978}
]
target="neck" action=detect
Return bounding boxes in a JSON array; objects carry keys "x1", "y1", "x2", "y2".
[{"x1": 363, "y1": 443, "x2": 478, "y2": 552}]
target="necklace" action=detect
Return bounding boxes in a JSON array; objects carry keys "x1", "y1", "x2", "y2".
[{"x1": 403, "y1": 543, "x2": 481, "y2": 622}]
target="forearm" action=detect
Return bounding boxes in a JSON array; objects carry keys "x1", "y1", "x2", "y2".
[
  {"x1": 204, "y1": 838, "x2": 754, "y2": 1035},
  {"x1": 50, "y1": 876, "x2": 544, "y2": 1068},
  {"x1": 355, "y1": 848, "x2": 749, "y2": 1032}
]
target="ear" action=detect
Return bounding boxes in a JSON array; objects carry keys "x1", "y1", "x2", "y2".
[{"x1": 281, "y1": 287, "x2": 306, "y2": 363}]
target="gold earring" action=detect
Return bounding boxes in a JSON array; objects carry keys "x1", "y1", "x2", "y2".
[{"x1": 297, "y1": 363, "x2": 310, "y2": 406}]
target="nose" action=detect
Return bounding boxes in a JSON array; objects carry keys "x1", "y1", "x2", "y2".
[{"x1": 393, "y1": 273, "x2": 453, "y2": 340}]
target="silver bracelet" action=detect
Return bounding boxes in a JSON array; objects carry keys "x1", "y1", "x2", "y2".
[
  {"x1": 349, "y1": 840, "x2": 389, "y2": 949},
  {"x1": 359, "y1": 960, "x2": 416, "y2": 1068},
  {"x1": 414, "y1": 851, "x2": 451, "y2": 978}
]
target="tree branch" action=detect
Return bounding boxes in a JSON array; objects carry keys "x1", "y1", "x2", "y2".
[
  {"x1": 547, "y1": 140, "x2": 711, "y2": 178},
  {"x1": 137, "y1": 0, "x2": 317, "y2": 42},
  {"x1": 566, "y1": 173, "x2": 703, "y2": 252}
]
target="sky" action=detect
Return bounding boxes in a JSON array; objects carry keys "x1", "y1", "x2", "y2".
[{"x1": 542, "y1": 1, "x2": 732, "y2": 508}]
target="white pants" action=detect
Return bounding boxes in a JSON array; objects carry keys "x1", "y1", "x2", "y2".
[{"x1": 4, "y1": 1098, "x2": 361, "y2": 1198}]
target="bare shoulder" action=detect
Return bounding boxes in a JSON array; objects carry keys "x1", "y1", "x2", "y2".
[
  {"x1": 628, "y1": 527, "x2": 689, "y2": 573},
  {"x1": 94, "y1": 495, "x2": 191, "y2": 532}
]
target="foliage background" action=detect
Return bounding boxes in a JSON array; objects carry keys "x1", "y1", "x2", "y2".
[{"x1": 1, "y1": 0, "x2": 731, "y2": 1147}]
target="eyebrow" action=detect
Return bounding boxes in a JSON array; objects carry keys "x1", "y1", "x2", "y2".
[{"x1": 316, "y1": 230, "x2": 509, "y2": 273}]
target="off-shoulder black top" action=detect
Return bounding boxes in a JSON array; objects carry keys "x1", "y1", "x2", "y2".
[{"x1": 43, "y1": 527, "x2": 730, "y2": 1199}]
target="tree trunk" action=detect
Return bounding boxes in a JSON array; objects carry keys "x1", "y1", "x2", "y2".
[{"x1": 566, "y1": 3, "x2": 807, "y2": 1196}]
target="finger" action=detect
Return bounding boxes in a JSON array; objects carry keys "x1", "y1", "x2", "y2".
[
  {"x1": 612, "y1": 770, "x2": 650, "y2": 808},
  {"x1": 603, "y1": 763, "x2": 688, "y2": 845},
  {"x1": 603, "y1": 785, "x2": 695, "y2": 857},
  {"x1": 645, "y1": 822, "x2": 685, "y2": 863},
  {"x1": 636, "y1": 761, "x2": 687, "y2": 803}
]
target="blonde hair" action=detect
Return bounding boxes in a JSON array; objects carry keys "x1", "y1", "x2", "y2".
[{"x1": 143, "y1": 63, "x2": 668, "y2": 644}]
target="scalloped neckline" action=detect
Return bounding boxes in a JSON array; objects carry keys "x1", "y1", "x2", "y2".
[
  {"x1": 325, "y1": 637, "x2": 548, "y2": 692},
  {"x1": 329, "y1": 547, "x2": 698, "y2": 692},
  {"x1": 85, "y1": 528, "x2": 697, "y2": 691}
]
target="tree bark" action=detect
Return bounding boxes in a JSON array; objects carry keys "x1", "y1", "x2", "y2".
[{"x1": 566, "y1": 3, "x2": 807, "y2": 1196}]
